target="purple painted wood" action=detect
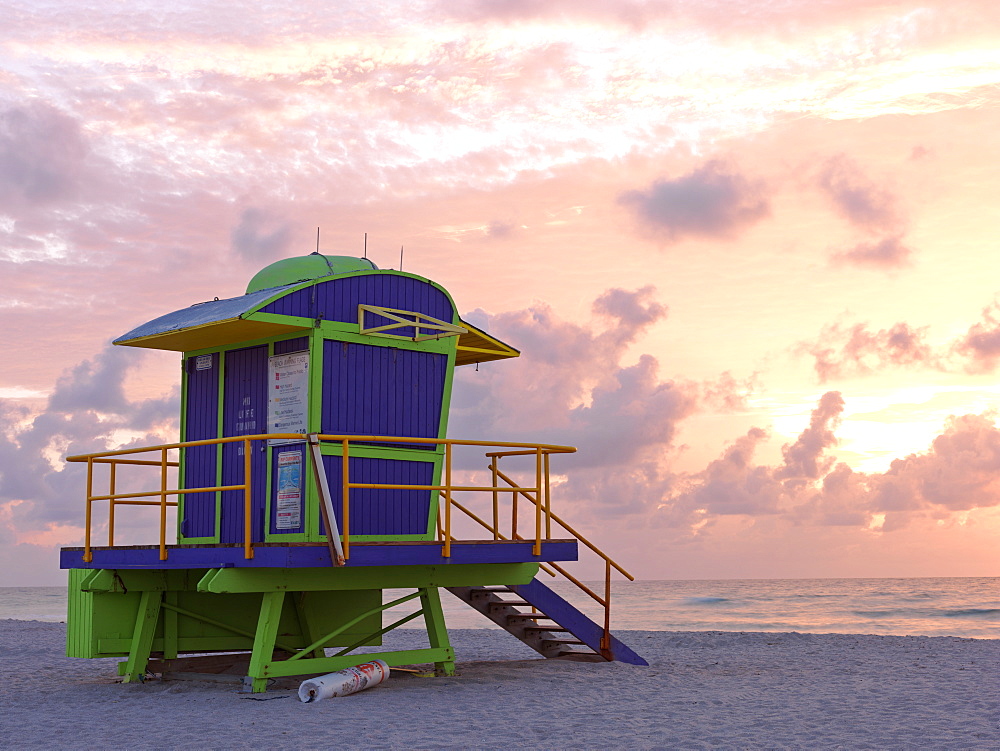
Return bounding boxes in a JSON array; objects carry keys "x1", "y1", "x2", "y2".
[
  {"x1": 220, "y1": 345, "x2": 269, "y2": 543},
  {"x1": 59, "y1": 540, "x2": 579, "y2": 569},
  {"x1": 510, "y1": 578, "x2": 649, "y2": 666},
  {"x1": 320, "y1": 455, "x2": 435, "y2": 536},
  {"x1": 258, "y1": 274, "x2": 454, "y2": 327},
  {"x1": 182, "y1": 353, "x2": 219, "y2": 538},
  {"x1": 322, "y1": 341, "x2": 446, "y2": 446},
  {"x1": 269, "y1": 442, "x2": 306, "y2": 534},
  {"x1": 273, "y1": 336, "x2": 308, "y2": 355}
]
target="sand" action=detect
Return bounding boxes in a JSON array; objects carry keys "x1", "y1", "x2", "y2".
[{"x1": 0, "y1": 620, "x2": 996, "y2": 749}]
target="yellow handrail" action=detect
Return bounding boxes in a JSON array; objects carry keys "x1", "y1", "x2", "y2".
[{"x1": 68, "y1": 433, "x2": 576, "y2": 565}]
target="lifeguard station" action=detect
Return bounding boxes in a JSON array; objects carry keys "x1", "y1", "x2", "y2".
[{"x1": 61, "y1": 253, "x2": 645, "y2": 692}]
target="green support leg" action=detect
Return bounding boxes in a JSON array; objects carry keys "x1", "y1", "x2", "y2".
[
  {"x1": 121, "y1": 591, "x2": 163, "y2": 684},
  {"x1": 420, "y1": 587, "x2": 455, "y2": 676},
  {"x1": 246, "y1": 591, "x2": 286, "y2": 693},
  {"x1": 290, "y1": 592, "x2": 325, "y2": 659}
]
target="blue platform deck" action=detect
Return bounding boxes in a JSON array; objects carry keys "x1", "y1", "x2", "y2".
[{"x1": 60, "y1": 539, "x2": 578, "y2": 570}]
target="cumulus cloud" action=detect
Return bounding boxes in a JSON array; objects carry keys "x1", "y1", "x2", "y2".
[
  {"x1": 450, "y1": 286, "x2": 705, "y2": 515},
  {"x1": 776, "y1": 391, "x2": 844, "y2": 484},
  {"x1": 661, "y1": 392, "x2": 1000, "y2": 534},
  {"x1": 954, "y1": 300, "x2": 1000, "y2": 373},
  {"x1": 619, "y1": 161, "x2": 771, "y2": 243},
  {"x1": 874, "y1": 413, "x2": 1000, "y2": 515},
  {"x1": 797, "y1": 300, "x2": 1000, "y2": 382},
  {"x1": 0, "y1": 102, "x2": 89, "y2": 207},
  {"x1": 0, "y1": 348, "x2": 178, "y2": 536},
  {"x1": 797, "y1": 321, "x2": 936, "y2": 382}
]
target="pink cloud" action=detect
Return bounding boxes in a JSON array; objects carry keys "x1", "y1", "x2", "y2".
[
  {"x1": 830, "y1": 235, "x2": 912, "y2": 269},
  {"x1": 619, "y1": 161, "x2": 771, "y2": 243},
  {"x1": 797, "y1": 321, "x2": 935, "y2": 382},
  {"x1": 954, "y1": 300, "x2": 1000, "y2": 373},
  {"x1": 662, "y1": 392, "x2": 1000, "y2": 534},
  {"x1": 818, "y1": 154, "x2": 900, "y2": 231},
  {"x1": 0, "y1": 348, "x2": 178, "y2": 532},
  {"x1": 450, "y1": 287, "x2": 701, "y2": 516}
]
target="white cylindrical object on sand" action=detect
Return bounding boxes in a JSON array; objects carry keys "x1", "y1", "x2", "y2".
[{"x1": 298, "y1": 659, "x2": 390, "y2": 702}]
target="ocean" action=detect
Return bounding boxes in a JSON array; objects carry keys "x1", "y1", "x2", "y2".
[{"x1": 3, "y1": 576, "x2": 996, "y2": 639}]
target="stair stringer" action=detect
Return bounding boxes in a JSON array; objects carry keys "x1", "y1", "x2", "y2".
[
  {"x1": 510, "y1": 578, "x2": 648, "y2": 666},
  {"x1": 445, "y1": 585, "x2": 589, "y2": 661},
  {"x1": 446, "y1": 578, "x2": 648, "y2": 666}
]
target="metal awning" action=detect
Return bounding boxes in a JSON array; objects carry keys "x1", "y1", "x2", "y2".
[
  {"x1": 114, "y1": 284, "x2": 519, "y2": 364},
  {"x1": 113, "y1": 285, "x2": 306, "y2": 352}
]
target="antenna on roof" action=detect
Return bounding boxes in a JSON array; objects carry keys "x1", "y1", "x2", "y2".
[
  {"x1": 399, "y1": 245, "x2": 404, "y2": 272},
  {"x1": 316, "y1": 227, "x2": 320, "y2": 254},
  {"x1": 364, "y1": 232, "x2": 368, "y2": 259}
]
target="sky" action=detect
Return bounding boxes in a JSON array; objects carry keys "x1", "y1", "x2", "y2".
[{"x1": 2, "y1": 0, "x2": 1000, "y2": 585}]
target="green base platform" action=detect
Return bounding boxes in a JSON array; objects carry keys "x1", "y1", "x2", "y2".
[{"x1": 68, "y1": 562, "x2": 537, "y2": 692}]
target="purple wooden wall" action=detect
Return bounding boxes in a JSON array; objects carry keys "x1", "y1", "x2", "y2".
[
  {"x1": 259, "y1": 274, "x2": 454, "y2": 326},
  {"x1": 220, "y1": 345, "x2": 269, "y2": 543},
  {"x1": 320, "y1": 455, "x2": 435, "y2": 535},
  {"x1": 274, "y1": 336, "x2": 308, "y2": 354},
  {"x1": 181, "y1": 352, "x2": 219, "y2": 538},
  {"x1": 322, "y1": 341, "x2": 447, "y2": 446}
]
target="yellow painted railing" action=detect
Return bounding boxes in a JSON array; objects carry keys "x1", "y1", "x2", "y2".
[{"x1": 66, "y1": 433, "x2": 578, "y2": 565}]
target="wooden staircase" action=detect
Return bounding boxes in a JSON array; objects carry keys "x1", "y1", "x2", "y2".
[{"x1": 447, "y1": 578, "x2": 648, "y2": 666}]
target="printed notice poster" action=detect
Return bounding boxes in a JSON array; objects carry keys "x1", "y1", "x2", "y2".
[
  {"x1": 267, "y1": 352, "x2": 309, "y2": 444},
  {"x1": 275, "y1": 451, "x2": 302, "y2": 530}
]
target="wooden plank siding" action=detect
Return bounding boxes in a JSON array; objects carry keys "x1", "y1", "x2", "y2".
[
  {"x1": 181, "y1": 352, "x2": 219, "y2": 539},
  {"x1": 220, "y1": 345, "x2": 269, "y2": 544},
  {"x1": 258, "y1": 273, "x2": 455, "y2": 328},
  {"x1": 320, "y1": 455, "x2": 437, "y2": 536}
]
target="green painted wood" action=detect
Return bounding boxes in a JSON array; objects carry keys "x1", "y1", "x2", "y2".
[
  {"x1": 81, "y1": 569, "x2": 169, "y2": 592},
  {"x1": 122, "y1": 591, "x2": 162, "y2": 683},
  {"x1": 257, "y1": 647, "x2": 455, "y2": 681},
  {"x1": 101, "y1": 636, "x2": 256, "y2": 653},
  {"x1": 419, "y1": 587, "x2": 456, "y2": 676},
  {"x1": 247, "y1": 591, "x2": 285, "y2": 693},
  {"x1": 198, "y1": 562, "x2": 538, "y2": 593}
]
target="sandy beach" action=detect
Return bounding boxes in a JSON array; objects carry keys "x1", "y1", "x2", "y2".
[{"x1": 0, "y1": 619, "x2": 996, "y2": 749}]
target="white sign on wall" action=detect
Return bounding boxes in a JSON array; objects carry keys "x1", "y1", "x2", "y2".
[{"x1": 268, "y1": 352, "x2": 309, "y2": 444}]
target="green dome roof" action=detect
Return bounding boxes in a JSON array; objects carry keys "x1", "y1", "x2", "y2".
[{"x1": 246, "y1": 253, "x2": 378, "y2": 293}]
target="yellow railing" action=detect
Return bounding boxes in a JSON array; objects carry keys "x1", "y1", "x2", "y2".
[
  {"x1": 66, "y1": 433, "x2": 578, "y2": 565},
  {"x1": 67, "y1": 434, "x2": 304, "y2": 562},
  {"x1": 68, "y1": 431, "x2": 635, "y2": 654}
]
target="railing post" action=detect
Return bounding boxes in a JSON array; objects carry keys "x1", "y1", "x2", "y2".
[
  {"x1": 243, "y1": 439, "x2": 253, "y2": 560},
  {"x1": 601, "y1": 558, "x2": 612, "y2": 659},
  {"x1": 544, "y1": 452, "x2": 551, "y2": 540},
  {"x1": 159, "y1": 448, "x2": 169, "y2": 561},
  {"x1": 83, "y1": 458, "x2": 94, "y2": 563},
  {"x1": 533, "y1": 448, "x2": 542, "y2": 556},
  {"x1": 342, "y1": 439, "x2": 350, "y2": 560},
  {"x1": 108, "y1": 462, "x2": 117, "y2": 547},
  {"x1": 443, "y1": 442, "x2": 452, "y2": 558},
  {"x1": 490, "y1": 459, "x2": 499, "y2": 540}
]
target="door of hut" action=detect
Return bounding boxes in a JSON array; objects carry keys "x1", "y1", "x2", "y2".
[{"x1": 220, "y1": 344, "x2": 269, "y2": 543}]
